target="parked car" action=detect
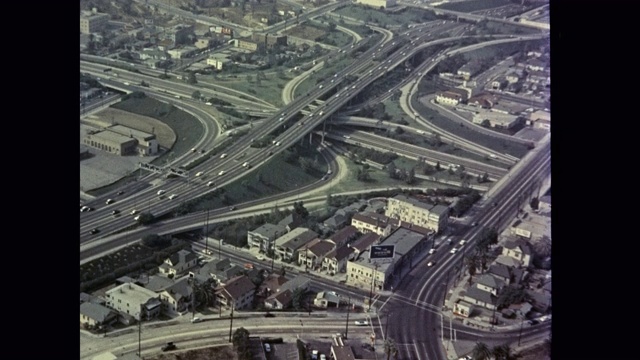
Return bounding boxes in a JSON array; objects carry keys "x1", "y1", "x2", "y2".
[
  {"x1": 354, "y1": 320, "x2": 368, "y2": 326},
  {"x1": 264, "y1": 343, "x2": 271, "y2": 352},
  {"x1": 191, "y1": 317, "x2": 203, "y2": 323}
]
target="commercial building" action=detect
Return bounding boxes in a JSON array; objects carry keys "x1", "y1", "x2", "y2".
[
  {"x1": 206, "y1": 54, "x2": 232, "y2": 70},
  {"x1": 345, "y1": 226, "x2": 432, "y2": 291},
  {"x1": 105, "y1": 282, "x2": 162, "y2": 321},
  {"x1": 108, "y1": 124, "x2": 159, "y2": 155},
  {"x1": 252, "y1": 33, "x2": 288, "y2": 49},
  {"x1": 80, "y1": 11, "x2": 109, "y2": 34},
  {"x1": 82, "y1": 130, "x2": 138, "y2": 156},
  {"x1": 435, "y1": 91, "x2": 463, "y2": 106},
  {"x1": 356, "y1": 0, "x2": 397, "y2": 9},
  {"x1": 385, "y1": 195, "x2": 450, "y2": 233},
  {"x1": 351, "y1": 212, "x2": 399, "y2": 236},
  {"x1": 472, "y1": 111, "x2": 521, "y2": 129}
]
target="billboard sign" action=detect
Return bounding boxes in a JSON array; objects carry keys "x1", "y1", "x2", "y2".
[{"x1": 370, "y1": 245, "x2": 395, "y2": 259}]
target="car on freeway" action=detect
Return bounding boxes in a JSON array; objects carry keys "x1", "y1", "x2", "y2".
[
  {"x1": 218, "y1": 170, "x2": 225, "y2": 176},
  {"x1": 168, "y1": 194, "x2": 178, "y2": 200},
  {"x1": 112, "y1": 210, "x2": 120, "y2": 216},
  {"x1": 105, "y1": 198, "x2": 114, "y2": 205},
  {"x1": 450, "y1": 248, "x2": 458, "y2": 254},
  {"x1": 459, "y1": 239, "x2": 467, "y2": 246},
  {"x1": 80, "y1": 206, "x2": 92, "y2": 213},
  {"x1": 427, "y1": 261, "x2": 435, "y2": 267},
  {"x1": 428, "y1": 248, "x2": 436, "y2": 255},
  {"x1": 229, "y1": 206, "x2": 236, "y2": 211},
  {"x1": 134, "y1": 215, "x2": 141, "y2": 221},
  {"x1": 89, "y1": 228, "x2": 100, "y2": 235},
  {"x1": 471, "y1": 221, "x2": 478, "y2": 226},
  {"x1": 117, "y1": 191, "x2": 124, "y2": 195},
  {"x1": 157, "y1": 190, "x2": 166, "y2": 195},
  {"x1": 220, "y1": 153, "x2": 227, "y2": 159},
  {"x1": 161, "y1": 342, "x2": 176, "y2": 352},
  {"x1": 242, "y1": 162, "x2": 250, "y2": 167},
  {"x1": 130, "y1": 209, "x2": 137, "y2": 215},
  {"x1": 354, "y1": 320, "x2": 368, "y2": 326},
  {"x1": 207, "y1": 181, "x2": 215, "y2": 187},
  {"x1": 195, "y1": 171, "x2": 204, "y2": 177}
]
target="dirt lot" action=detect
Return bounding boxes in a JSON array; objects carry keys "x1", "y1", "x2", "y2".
[
  {"x1": 282, "y1": 24, "x2": 327, "y2": 41},
  {"x1": 85, "y1": 107, "x2": 176, "y2": 149},
  {"x1": 146, "y1": 345, "x2": 238, "y2": 360}
]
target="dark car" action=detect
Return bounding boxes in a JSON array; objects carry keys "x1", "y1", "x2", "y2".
[
  {"x1": 117, "y1": 191, "x2": 124, "y2": 195},
  {"x1": 112, "y1": 210, "x2": 120, "y2": 215},
  {"x1": 161, "y1": 342, "x2": 176, "y2": 351},
  {"x1": 528, "y1": 319, "x2": 539, "y2": 325},
  {"x1": 89, "y1": 228, "x2": 100, "y2": 235}
]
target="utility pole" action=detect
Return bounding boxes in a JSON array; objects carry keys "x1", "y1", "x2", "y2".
[
  {"x1": 137, "y1": 304, "x2": 142, "y2": 358},
  {"x1": 345, "y1": 295, "x2": 351, "y2": 339},
  {"x1": 219, "y1": 238, "x2": 222, "y2": 259},
  {"x1": 228, "y1": 303, "x2": 234, "y2": 343},
  {"x1": 518, "y1": 317, "x2": 524, "y2": 346},
  {"x1": 204, "y1": 209, "x2": 210, "y2": 254},
  {"x1": 384, "y1": 311, "x2": 391, "y2": 340},
  {"x1": 368, "y1": 263, "x2": 379, "y2": 312}
]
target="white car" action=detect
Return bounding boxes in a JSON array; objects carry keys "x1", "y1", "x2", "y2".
[
  {"x1": 428, "y1": 248, "x2": 436, "y2": 255},
  {"x1": 275, "y1": 141, "x2": 281, "y2": 146},
  {"x1": 191, "y1": 317, "x2": 203, "y2": 323},
  {"x1": 168, "y1": 194, "x2": 178, "y2": 200},
  {"x1": 80, "y1": 206, "x2": 91, "y2": 213},
  {"x1": 157, "y1": 190, "x2": 166, "y2": 195},
  {"x1": 459, "y1": 240, "x2": 466, "y2": 246},
  {"x1": 354, "y1": 320, "x2": 368, "y2": 326},
  {"x1": 242, "y1": 162, "x2": 249, "y2": 167},
  {"x1": 195, "y1": 171, "x2": 204, "y2": 177},
  {"x1": 218, "y1": 170, "x2": 225, "y2": 176},
  {"x1": 220, "y1": 153, "x2": 227, "y2": 159},
  {"x1": 130, "y1": 209, "x2": 138, "y2": 215},
  {"x1": 106, "y1": 199, "x2": 114, "y2": 204},
  {"x1": 264, "y1": 343, "x2": 271, "y2": 352},
  {"x1": 450, "y1": 248, "x2": 458, "y2": 254},
  {"x1": 427, "y1": 261, "x2": 435, "y2": 267},
  {"x1": 207, "y1": 181, "x2": 215, "y2": 187}
]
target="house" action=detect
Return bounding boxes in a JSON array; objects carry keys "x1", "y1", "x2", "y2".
[
  {"x1": 215, "y1": 275, "x2": 256, "y2": 310},
  {"x1": 275, "y1": 228, "x2": 318, "y2": 261},
  {"x1": 80, "y1": 292, "x2": 106, "y2": 305},
  {"x1": 193, "y1": 258, "x2": 248, "y2": 285},
  {"x1": 141, "y1": 275, "x2": 175, "y2": 292},
  {"x1": 158, "y1": 277, "x2": 194, "y2": 315},
  {"x1": 298, "y1": 239, "x2": 336, "y2": 270},
  {"x1": 348, "y1": 232, "x2": 380, "y2": 260},
  {"x1": 457, "y1": 62, "x2": 482, "y2": 80},
  {"x1": 313, "y1": 291, "x2": 340, "y2": 308},
  {"x1": 247, "y1": 223, "x2": 287, "y2": 252},
  {"x1": 351, "y1": 212, "x2": 399, "y2": 236},
  {"x1": 475, "y1": 274, "x2": 504, "y2": 296},
  {"x1": 327, "y1": 225, "x2": 359, "y2": 247},
  {"x1": 159, "y1": 250, "x2": 198, "y2": 277},
  {"x1": 263, "y1": 275, "x2": 311, "y2": 309},
  {"x1": 526, "y1": 290, "x2": 551, "y2": 313},
  {"x1": 462, "y1": 284, "x2": 497, "y2": 310},
  {"x1": 487, "y1": 263, "x2": 523, "y2": 285},
  {"x1": 105, "y1": 282, "x2": 162, "y2": 321},
  {"x1": 502, "y1": 239, "x2": 533, "y2": 267},
  {"x1": 322, "y1": 245, "x2": 355, "y2": 275},
  {"x1": 277, "y1": 212, "x2": 304, "y2": 232},
  {"x1": 80, "y1": 302, "x2": 117, "y2": 328},
  {"x1": 495, "y1": 255, "x2": 522, "y2": 268},
  {"x1": 323, "y1": 213, "x2": 348, "y2": 230},
  {"x1": 258, "y1": 273, "x2": 288, "y2": 297},
  {"x1": 507, "y1": 302, "x2": 533, "y2": 318}
]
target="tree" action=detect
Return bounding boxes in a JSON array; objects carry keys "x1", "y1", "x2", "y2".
[
  {"x1": 293, "y1": 201, "x2": 309, "y2": 219},
  {"x1": 192, "y1": 90, "x2": 202, "y2": 100},
  {"x1": 232, "y1": 327, "x2": 251, "y2": 358},
  {"x1": 432, "y1": 132, "x2": 442, "y2": 146},
  {"x1": 492, "y1": 343, "x2": 516, "y2": 360},
  {"x1": 534, "y1": 235, "x2": 552, "y2": 258},
  {"x1": 291, "y1": 287, "x2": 305, "y2": 310},
  {"x1": 193, "y1": 279, "x2": 215, "y2": 308},
  {"x1": 137, "y1": 212, "x2": 155, "y2": 225},
  {"x1": 465, "y1": 254, "x2": 480, "y2": 282},
  {"x1": 187, "y1": 72, "x2": 197, "y2": 84},
  {"x1": 387, "y1": 162, "x2": 398, "y2": 179},
  {"x1": 246, "y1": 74, "x2": 253, "y2": 83},
  {"x1": 436, "y1": 161, "x2": 441, "y2": 171},
  {"x1": 406, "y1": 167, "x2": 416, "y2": 185},
  {"x1": 472, "y1": 342, "x2": 493, "y2": 360},
  {"x1": 383, "y1": 338, "x2": 398, "y2": 360},
  {"x1": 529, "y1": 197, "x2": 539, "y2": 210}
]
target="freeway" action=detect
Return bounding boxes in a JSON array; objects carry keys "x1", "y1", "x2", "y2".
[
  {"x1": 381, "y1": 136, "x2": 550, "y2": 359},
  {"x1": 326, "y1": 130, "x2": 509, "y2": 180}
]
